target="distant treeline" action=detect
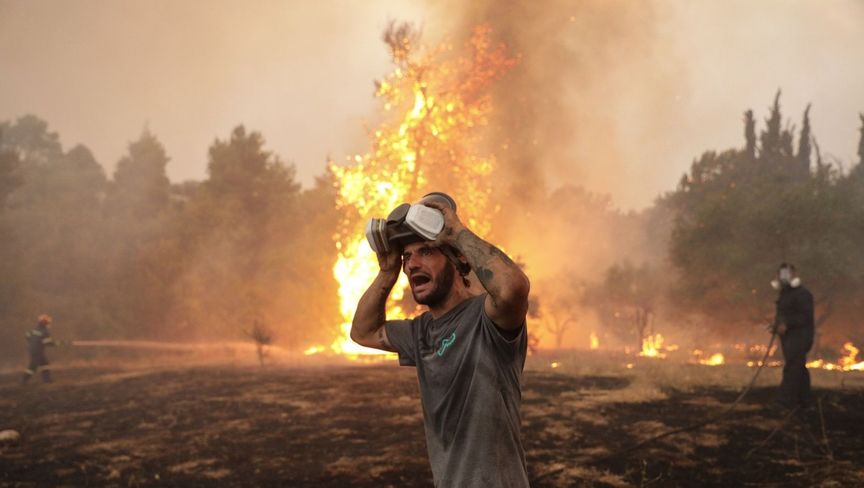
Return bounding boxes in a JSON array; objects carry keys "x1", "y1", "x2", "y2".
[
  {"x1": 2, "y1": 92, "x2": 863, "y2": 362},
  {"x1": 0, "y1": 118, "x2": 340, "y2": 363},
  {"x1": 578, "y1": 93, "x2": 864, "y2": 353}
]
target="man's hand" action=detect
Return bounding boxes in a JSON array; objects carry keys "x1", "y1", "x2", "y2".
[
  {"x1": 421, "y1": 198, "x2": 529, "y2": 331},
  {"x1": 377, "y1": 247, "x2": 402, "y2": 276},
  {"x1": 421, "y1": 199, "x2": 466, "y2": 245}
]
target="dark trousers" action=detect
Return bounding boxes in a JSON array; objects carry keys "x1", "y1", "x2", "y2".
[
  {"x1": 21, "y1": 353, "x2": 51, "y2": 383},
  {"x1": 778, "y1": 327, "x2": 813, "y2": 407}
]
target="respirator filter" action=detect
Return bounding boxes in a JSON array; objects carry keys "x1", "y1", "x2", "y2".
[{"x1": 364, "y1": 192, "x2": 455, "y2": 253}]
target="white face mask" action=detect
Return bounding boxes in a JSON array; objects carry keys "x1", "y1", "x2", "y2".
[{"x1": 778, "y1": 268, "x2": 792, "y2": 283}]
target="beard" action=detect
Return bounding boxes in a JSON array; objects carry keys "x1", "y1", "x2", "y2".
[{"x1": 412, "y1": 262, "x2": 455, "y2": 307}]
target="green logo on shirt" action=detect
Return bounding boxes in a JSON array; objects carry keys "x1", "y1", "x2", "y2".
[{"x1": 437, "y1": 332, "x2": 456, "y2": 357}]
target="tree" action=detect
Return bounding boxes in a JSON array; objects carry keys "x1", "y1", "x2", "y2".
[
  {"x1": 0, "y1": 115, "x2": 110, "y2": 347},
  {"x1": 0, "y1": 138, "x2": 21, "y2": 206},
  {"x1": 108, "y1": 129, "x2": 171, "y2": 219},
  {"x1": 537, "y1": 272, "x2": 582, "y2": 349},
  {"x1": 744, "y1": 110, "x2": 757, "y2": 159},
  {"x1": 101, "y1": 130, "x2": 180, "y2": 339},
  {"x1": 584, "y1": 261, "x2": 662, "y2": 350},
  {"x1": 0, "y1": 115, "x2": 62, "y2": 166},
  {"x1": 167, "y1": 125, "x2": 303, "y2": 341},
  {"x1": 797, "y1": 104, "x2": 812, "y2": 171},
  {"x1": 667, "y1": 95, "x2": 864, "y2": 344}
]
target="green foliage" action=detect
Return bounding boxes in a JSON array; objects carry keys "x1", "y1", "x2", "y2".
[
  {"x1": 667, "y1": 94, "x2": 864, "y2": 339},
  {"x1": 0, "y1": 141, "x2": 21, "y2": 206},
  {"x1": 109, "y1": 129, "x2": 172, "y2": 220},
  {"x1": 0, "y1": 116, "x2": 341, "y2": 364},
  {"x1": 0, "y1": 115, "x2": 62, "y2": 165}
]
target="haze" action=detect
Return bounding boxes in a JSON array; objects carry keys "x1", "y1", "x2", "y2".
[{"x1": 2, "y1": 0, "x2": 863, "y2": 210}]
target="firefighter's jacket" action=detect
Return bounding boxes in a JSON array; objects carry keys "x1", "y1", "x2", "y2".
[{"x1": 26, "y1": 325, "x2": 54, "y2": 357}]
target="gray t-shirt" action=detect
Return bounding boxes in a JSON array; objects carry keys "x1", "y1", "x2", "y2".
[{"x1": 385, "y1": 294, "x2": 529, "y2": 488}]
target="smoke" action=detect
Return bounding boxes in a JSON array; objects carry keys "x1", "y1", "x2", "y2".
[
  {"x1": 438, "y1": 0, "x2": 686, "y2": 210},
  {"x1": 408, "y1": 1, "x2": 683, "y2": 347}
]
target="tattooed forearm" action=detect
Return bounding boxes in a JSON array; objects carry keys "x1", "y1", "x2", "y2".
[
  {"x1": 454, "y1": 230, "x2": 520, "y2": 272},
  {"x1": 453, "y1": 228, "x2": 527, "y2": 304},
  {"x1": 489, "y1": 244, "x2": 517, "y2": 267},
  {"x1": 448, "y1": 224, "x2": 529, "y2": 329},
  {"x1": 473, "y1": 266, "x2": 498, "y2": 304}
]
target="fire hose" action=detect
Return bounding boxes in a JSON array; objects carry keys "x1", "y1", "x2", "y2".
[
  {"x1": 537, "y1": 330, "x2": 782, "y2": 481},
  {"x1": 608, "y1": 330, "x2": 779, "y2": 458}
]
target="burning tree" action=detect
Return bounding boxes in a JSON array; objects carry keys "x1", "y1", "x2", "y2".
[{"x1": 325, "y1": 23, "x2": 516, "y2": 357}]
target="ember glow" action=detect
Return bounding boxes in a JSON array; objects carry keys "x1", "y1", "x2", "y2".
[
  {"x1": 691, "y1": 350, "x2": 725, "y2": 366},
  {"x1": 639, "y1": 333, "x2": 666, "y2": 359},
  {"x1": 324, "y1": 25, "x2": 516, "y2": 358},
  {"x1": 589, "y1": 331, "x2": 599, "y2": 350}
]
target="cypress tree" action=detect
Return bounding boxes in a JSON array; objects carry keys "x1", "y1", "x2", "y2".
[
  {"x1": 744, "y1": 109, "x2": 756, "y2": 159},
  {"x1": 760, "y1": 90, "x2": 783, "y2": 159},
  {"x1": 797, "y1": 104, "x2": 812, "y2": 175}
]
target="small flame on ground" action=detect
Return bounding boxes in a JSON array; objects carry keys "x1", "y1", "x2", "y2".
[
  {"x1": 701, "y1": 353, "x2": 725, "y2": 366},
  {"x1": 589, "y1": 331, "x2": 599, "y2": 350},
  {"x1": 550, "y1": 361, "x2": 560, "y2": 369},
  {"x1": 639, "y1": 333, "x2": 666, "y2": 359},
  {"x1": 806, "y1": 342, "x2": 864, "y2": 371}
]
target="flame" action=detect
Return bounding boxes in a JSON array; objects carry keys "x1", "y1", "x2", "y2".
[
  {"x1": 327, "y1": 25, "x2": 516, "y2": 358},
  {"x1": 839, "y1": 342, "x2": 864, "y2": 371},
  {"x1": 700, "y1": 353, "x2": 725, "y2": 366},
  {"x1": 589, "y1": 331, "x2": 599, "y2": 350},
  {"x1": 639, "y1": 333, "x2": 666, "y2": 358},
  {"x1": 303, "y1": 345, "x2": 326, "y2": 356},
  {"x1": 807, "y1": 342, "x2": 864, "y2": 371}
]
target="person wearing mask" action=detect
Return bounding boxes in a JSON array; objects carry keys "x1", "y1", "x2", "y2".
[
  {"x1": 351, "y1": 192, "x2": 531, "y2": 488},
  {"x1": 771, "y1": 263, "x2": 815, "y2": 409}
]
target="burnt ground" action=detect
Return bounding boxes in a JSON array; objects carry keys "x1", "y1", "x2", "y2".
[{"x1": 1, "y1": 364, "x2": 863, "y2": 487}]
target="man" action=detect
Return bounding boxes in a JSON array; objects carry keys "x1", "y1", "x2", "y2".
[
  {"x1": 771, "y1": 263, "x2": 814, "y2": 409},
  {"x1": 351, "y1": 193, "x2": 531, "y2": 488},
  {"x1": 21, "y1": 314, "x2": 56, "y2": 384}
]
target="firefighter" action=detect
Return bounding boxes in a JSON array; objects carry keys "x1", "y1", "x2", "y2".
[
  {"x1": 21, "y1": 314, "x2": 57, "y2": 384},
  {"x1": 771, "y1": 263, "x2": 815, "y2": 409}
]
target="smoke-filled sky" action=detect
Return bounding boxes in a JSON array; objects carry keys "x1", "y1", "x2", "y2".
[{"x1": 2, "y1": 0, "x2": 863, "y2": 209}]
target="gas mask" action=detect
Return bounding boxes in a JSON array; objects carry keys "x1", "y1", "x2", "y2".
[
  {"x1": 778, "y1": 267, "x2": 792, "y2": 284},
  {"x1": 770, "y1": 263, "x2": 801, "y2": 290},
  {"x1": 364, "y1": 192, "x2": 455, "y2": 254},
  {"x1": 365, "y1": 192, "x2": 472, "y2": 283}
]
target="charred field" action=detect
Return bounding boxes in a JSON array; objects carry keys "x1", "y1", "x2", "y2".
[{"x1": 1, "y1": 354, "x2": 864, "y2": 487}]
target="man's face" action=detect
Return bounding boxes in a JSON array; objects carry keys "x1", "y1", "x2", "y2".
[{"x1": 402, "y1": 242, "x2": 455, "y2": 306}]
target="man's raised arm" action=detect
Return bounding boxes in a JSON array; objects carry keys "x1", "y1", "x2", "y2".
[
  {"x1": 426, "y1": 202, "x2": 530, "y2": 331},
  {"x1": 349, "y1": 249, "x2": 401, "y2": 352}
]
